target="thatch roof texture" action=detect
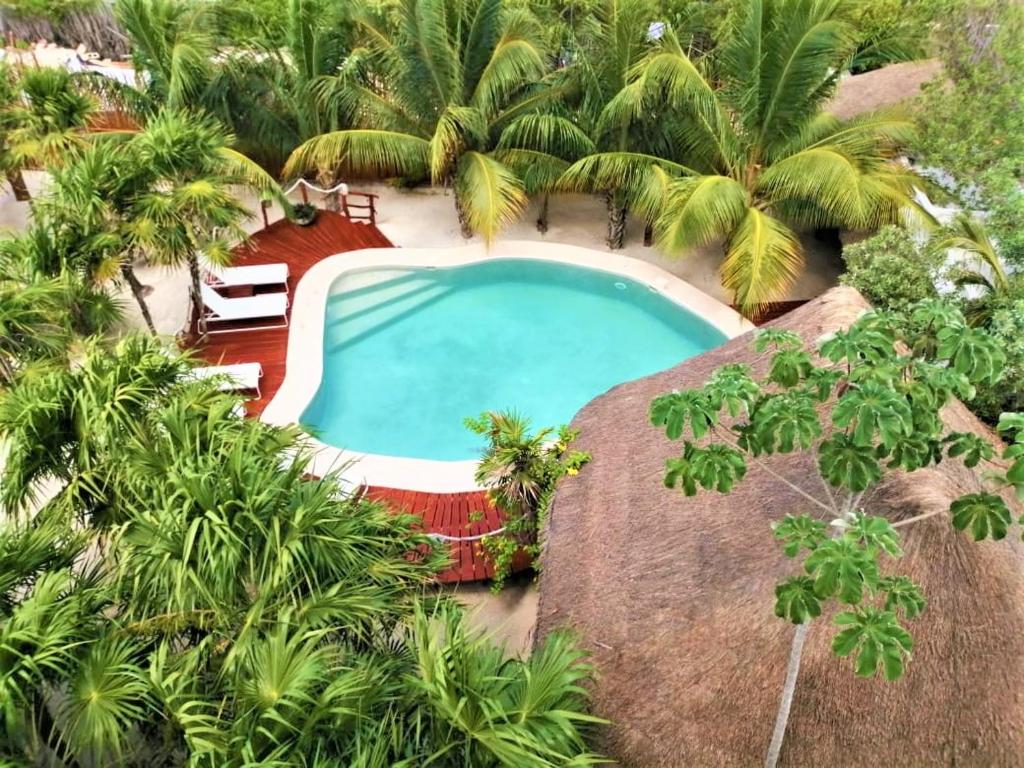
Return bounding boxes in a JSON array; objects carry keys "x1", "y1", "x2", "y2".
[
  {"x1": 828, "y1": 60, "x2": 943, "y2": 119},
  {"x1": 536, "y1": 287, "x2": 1024, "y2": 767}
]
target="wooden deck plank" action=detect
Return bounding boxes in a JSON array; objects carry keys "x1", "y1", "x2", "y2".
[{"x1": 363, "y1": 485, "x2": 526, "y2": 584}]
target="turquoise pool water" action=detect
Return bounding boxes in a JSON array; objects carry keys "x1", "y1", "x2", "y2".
[{"x1": 301, "y1": 259, "x2": 726, "y2": 460}]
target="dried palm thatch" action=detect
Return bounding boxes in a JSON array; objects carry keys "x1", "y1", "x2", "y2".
[
  {"x1": 829, "y1": 59, "x2": 943, "y2": 119},
  {"x1": 536, "y1": 287, "x2": 1024, "y2": 767}
]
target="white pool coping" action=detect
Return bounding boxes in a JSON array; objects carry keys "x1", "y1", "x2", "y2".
[{"x1": 260, "y1": 241, "x2": 753, "y2": 491}]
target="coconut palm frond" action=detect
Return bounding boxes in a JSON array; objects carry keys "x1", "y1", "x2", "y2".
[
  {"x1": 936, "y1": 214, "x2": 1009, "y2": 293},
  {"x1": 559, "y1": 151, "x2": 697, "y2": 196},
  {"x1": 657, "y1": 174, "x2": 750, "y2": 252},
  {"x1": 284, "y1": 129, "x2": 430, "y2": 180},
  {"x1": 429, "y1": 106, "x2": 487, "y2": 182},
  {"x1": 470, "y1": 32, "x2": 547, "y2": 118},
  {"x1": 455, "y1": 150, "x2": 527, "y2": 243},
  {"x1": 491, "y1": 148, "x2": 569, "y2": 194},
  {"x1": 217, "y1": 147, "x2": 290, "y2": 210},
  {"x1": 497, "y1": 113, "x2": 595, "y2": 158},
  {"x1": 721, "y1": 208, "x2": 803, "y2": 316}
]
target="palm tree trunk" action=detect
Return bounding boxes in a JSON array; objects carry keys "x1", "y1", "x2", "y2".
[
  {"x1": 121, "y1": 263, "x2": 157, "y2": 335},
  {"x1": 644, "y1": 222, "x2": 654, "y2": 247},
  {"x1": 605, "y1": 191, "x2": 628, "y2": 250},
  {"x1": 5, "y1": 169, "x2": 30, "y2": 201},
  {"x1": 454, "y1": 193, "x2": 473, "y2": 239},
  {"x1": 187, "y1": 253, "x2": 205, "y2": 338},
  {"x1": 536, "y1": 194, "x2": 550, "y2": 233},
  {"x1": 763, "y1": 622, "x2": 810, "y2": 768},
  {"x1": 317, "y1": 169, "x2": 340, "y2": 212}
]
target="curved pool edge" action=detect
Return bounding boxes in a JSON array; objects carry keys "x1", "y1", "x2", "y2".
[{"x1": 260, "y1": 241, "x2": 754, "y2": 492}]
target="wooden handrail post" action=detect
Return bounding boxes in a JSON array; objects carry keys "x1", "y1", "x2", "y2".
[{"x1": 299, "y1": 183, "x2": 309, "y2": 204}]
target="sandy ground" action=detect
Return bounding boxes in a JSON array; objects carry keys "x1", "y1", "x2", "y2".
[
  {"x1": 446, "y1": 576, "x2": 539, "y2": 657},
  {"x1": 1, "y1": 176, "x2": 840, "y2": 644}
]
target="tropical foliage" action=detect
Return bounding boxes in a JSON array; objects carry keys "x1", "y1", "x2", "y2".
[
  {"x1": 283, "y1": 0, "x2": 569, "y2": 241},
  {"x1": 0, "y1": 337, "x2": 604, "y2": 765},
  {"x1": 839, "y1": 225, "x2": 944, "y2": 312},
  {"x1": 466, "y1": 411, "x2": 590, "y2": 590}
]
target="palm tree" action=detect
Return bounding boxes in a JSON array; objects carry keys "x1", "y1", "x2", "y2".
[
  {"x1": 0, "y1": 66, "x2": 97, "y2": 199},
  {"x1": 284, "y1": 0, "x2": 561, "y2": 241},
  {"x1": 40, "y1": 142, "x2": 164, "y2": 334},
  {"x1": 937, "y1": 213, "x2": 1013, "y2": 326},
  {"x1": 0, "y1": 239, "x2": 120, "y2": 385},
  {"x1": 208, "y1": 0, "x2": 359, "y2": 172},
  {"x1": 126, "y1": 109, "x2": 252, "y2": 335},
  {"x1": 564, "y1": 0, "x2": 922, "y2": 315}
]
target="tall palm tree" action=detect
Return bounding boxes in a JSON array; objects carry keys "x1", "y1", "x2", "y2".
[
  {"x1": 31, "y1": 143, "x2": 159, "y2": 333},
  {"x1": 208, "y1": 0, "x2": 359, "y2": 172},
  {"x1": 126, "y1": 109, "x2": 252, "y2": 334},
  {"x1": 563, "y1": 0, "x2": 922, "y2": 315},
  {"x1": 0, "y1": 66, "x2": 97, "y2": 199},
  {"x1": 284, "y1": 0, "x2": 561, "y2": 241}
]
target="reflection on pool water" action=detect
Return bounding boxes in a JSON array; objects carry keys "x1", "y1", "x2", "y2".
[{"x1": 301, "y1": 259, "x2": 726, "y2": 461}]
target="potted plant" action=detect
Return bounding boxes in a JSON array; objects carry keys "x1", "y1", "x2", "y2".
[{"x1": 292, "y1": 203, "x2": 318, "y2": 226}]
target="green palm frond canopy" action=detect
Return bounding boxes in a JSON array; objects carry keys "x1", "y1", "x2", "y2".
[
  {"x1": 560, "y1": 0, "x2": 922, "y2": 316},
  {"x1": 284, "y1": 0, "x2": 560, "y2": 242}
]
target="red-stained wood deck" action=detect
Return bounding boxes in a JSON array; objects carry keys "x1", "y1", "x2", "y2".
[
  {"x1": 364, "y1": 487, "x2": 522, "y2": 584},
  {"x1": 191, "y1": 210, "x2": 393, "y2": 417}
]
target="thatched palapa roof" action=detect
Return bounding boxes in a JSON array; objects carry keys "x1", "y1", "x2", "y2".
[
  {"x1": 536, "y1": 287, "x2": 1024, "y2": 767},
  {"x1": 828, "y1": 59, "x2": 943, "y2": 119}
]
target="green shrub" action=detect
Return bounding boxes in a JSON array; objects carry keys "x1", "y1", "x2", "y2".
[
  {"x1": 840, "y1": 226, "x2": 945, "y2": 312},
  {"x1": 970, "y1": 294, "x2": 1024, "y2": 422}
]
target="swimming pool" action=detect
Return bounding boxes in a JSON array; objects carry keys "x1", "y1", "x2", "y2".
[{"x1": 300, "y1": 259, "x2": 727, "y2": 461}]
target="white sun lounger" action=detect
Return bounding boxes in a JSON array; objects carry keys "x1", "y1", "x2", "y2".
[
  {"x1": 192, "y1": 362, "x2": 264, "y2": 398},
  {"x1": 204, "y1": 262, "x2": 289, "y2": 294},
  {"x1": 200, "y1": 283, "x2": 289, "y2": 333}
]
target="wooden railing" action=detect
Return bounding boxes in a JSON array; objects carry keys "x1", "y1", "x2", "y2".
[
  {"x1": 288, "y1": 179, "x2": 379, "y2": 226},
  {"x1": 340, "y1": 191, "x2": 378, "y2": 225}
]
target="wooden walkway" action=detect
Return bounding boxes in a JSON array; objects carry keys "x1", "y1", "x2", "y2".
[
  {"x1": 191, "y1": 210, "x2": 392, "y2": 416},
  {"x1": 365, "y1": 487, "x2": 520, "y2": 583}
]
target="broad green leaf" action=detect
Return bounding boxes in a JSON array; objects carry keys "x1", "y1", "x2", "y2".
[
  {"x1": 936, "y1": 325, "x2": 1006, "y2": 386},
  {"x1": 705, "y1": 364, "x2": 761, "y2": 418},
  {"x1": 803, "y1": 367, "x2": 844, "y2": 402},
  {"x1": 768, "y1": 348, "x2": 814, "y2": 387},
  {"x1": 774, "y1": 576, "x2": 822, "y2": 624},
  {"x1": 772, "y1": 514, "x2": 827, "y2": 557},
  {"x1": 664, "y1": 444, "x2": 747, "y2": 495},
  {"x1": 879, "y1": 575, "x2": 926, "y2": 619},
  {"x1": 745, "y1": 391, "x2": 822, "y2": 455},
  {"x1": 885, "y1": 434, "x2": 942, "y2": 472},
  {"x1": 804, "y1": 537, "x2": 880, "y2": 604},
  {"x1": 650, "y1": 389, "x2": 719, "y2": 440},
  {"x1": 950, "y1": 492, "x2": 1012, "y2": 541},
  {"x1": 832, "y1": 608, "x2": 913, "y2": 680},
  {"x1": 944, "y1": 432, "x2": 994, "y2": 468},
  {"x1": 845, "y1": 514, "x2": 902, "y2": 557},
  {"x1": 832, "y1": 381, "x2": 913, "y2": 449},
  {"x1": 818, "y1": 434, "x2": 882, "y2": 491},
  {"x1": 819, "y1": 314, "x2": 896, "y2": 365}
]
